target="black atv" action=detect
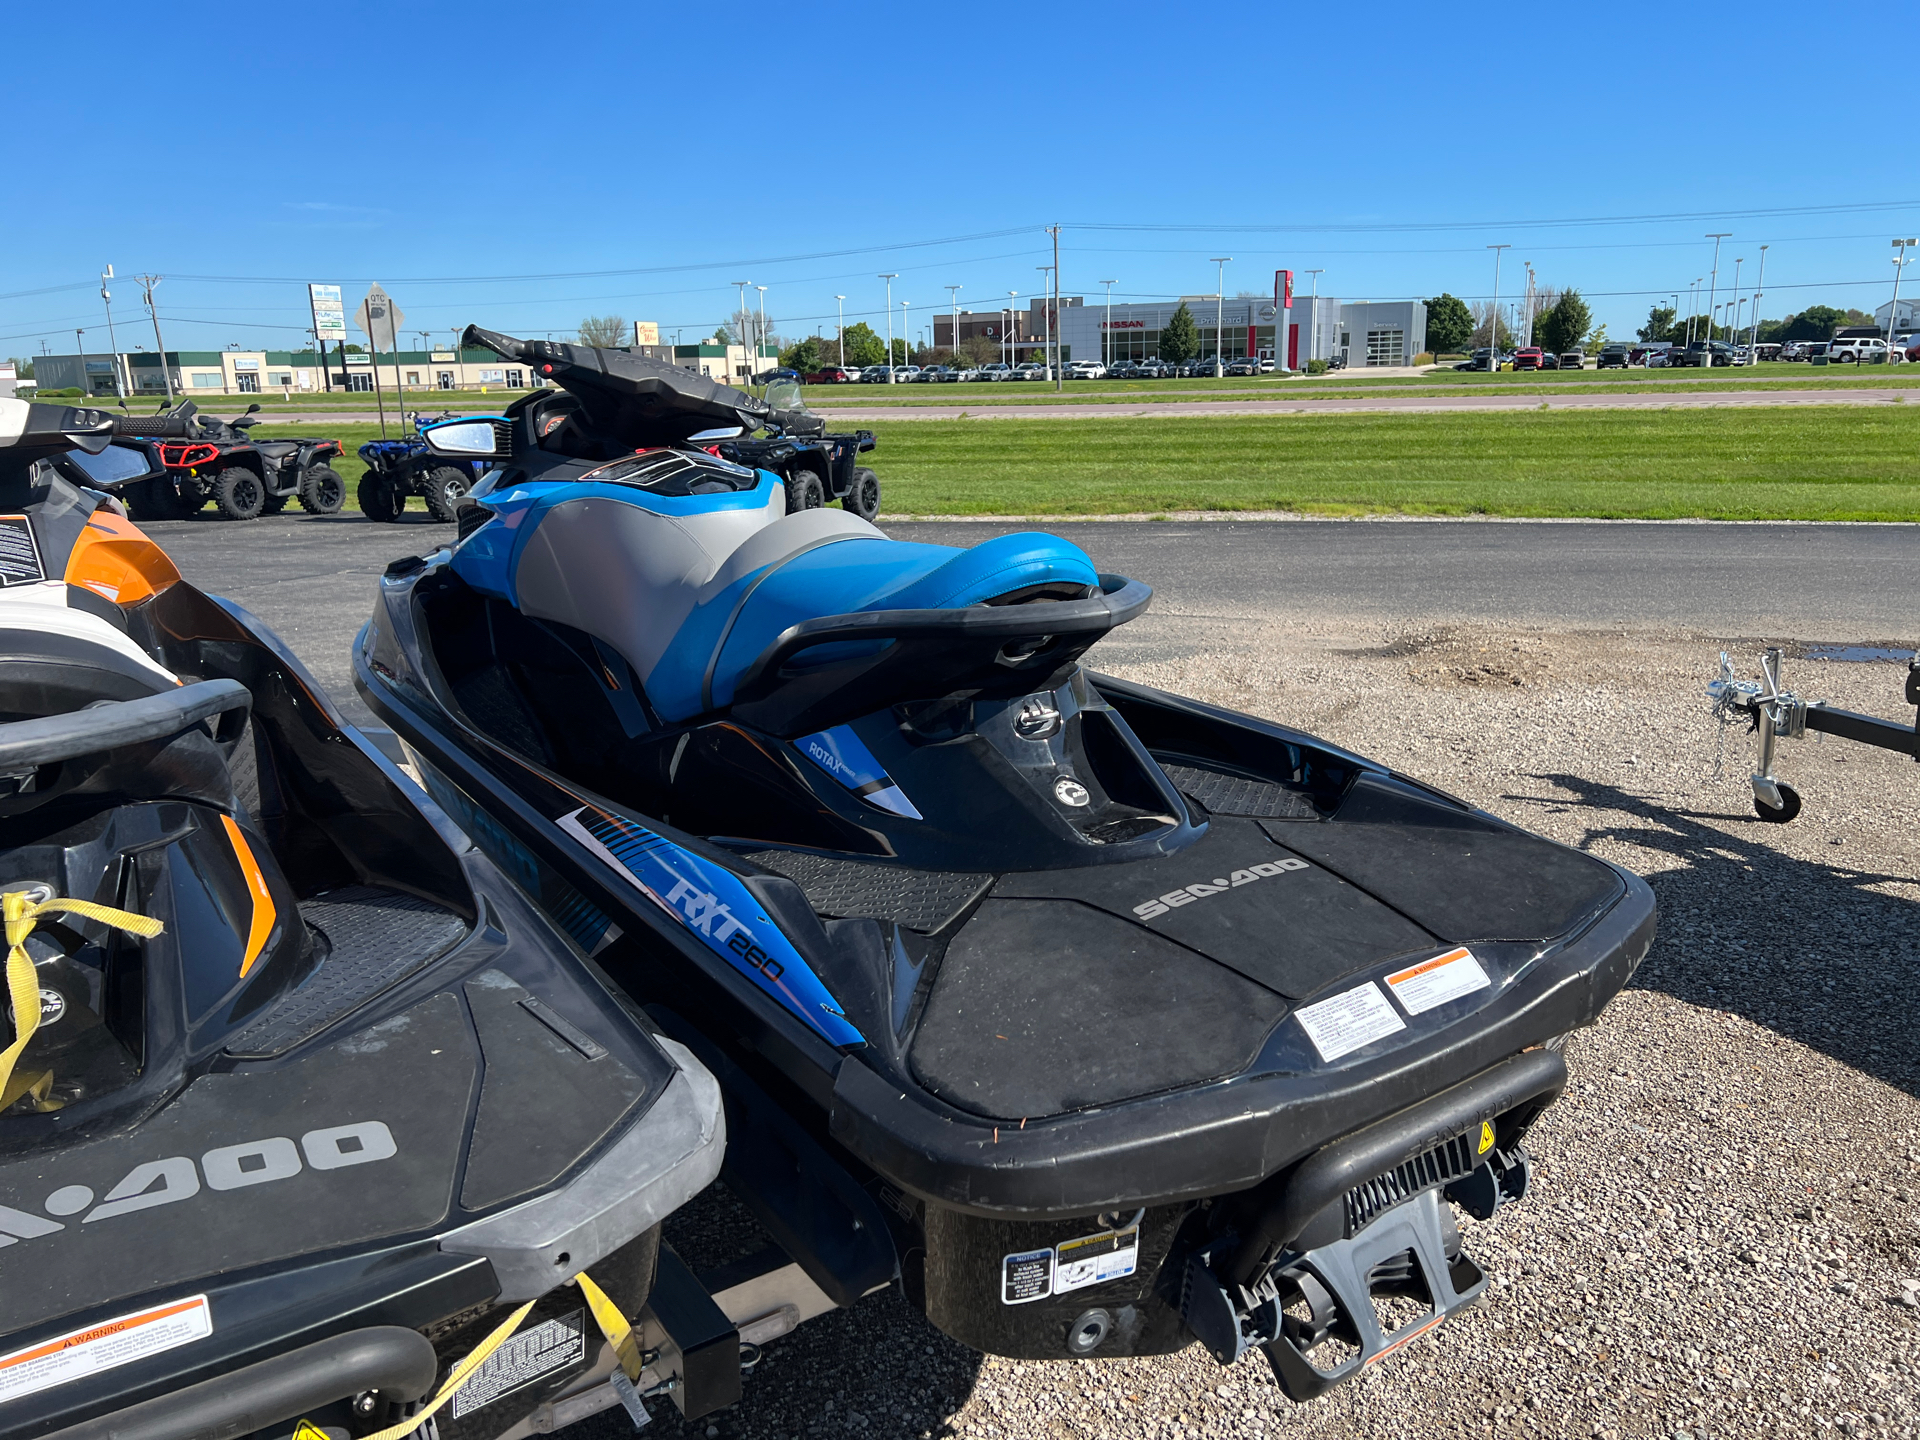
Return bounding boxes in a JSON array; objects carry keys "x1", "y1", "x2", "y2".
[
  {"x1": 118, "y1": 400, "x2": 347, "y2": 521},
  {"x1": 712, "y1": 377, "x2": 880, "y2": 519}
]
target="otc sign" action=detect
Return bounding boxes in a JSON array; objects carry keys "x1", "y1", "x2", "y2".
[
  {"x1": 308, "y1": 284, "x2": 347, "y2": 343},
  {"x1": 1275, "y1": 270, "x2": 1294, "y2": 310},
  {"x1": 353, "y1": 284, "x2": 405, "y2": 352}
]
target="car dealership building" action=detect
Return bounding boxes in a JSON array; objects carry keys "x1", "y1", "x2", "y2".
[{"x1": 1049, "y1": 295, "x2": 1427, "y2": 370}]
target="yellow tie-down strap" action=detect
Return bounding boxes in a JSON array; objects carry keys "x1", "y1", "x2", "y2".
[{"x1": 1, "y1": 892, "x2": 164, "y2": 1114}]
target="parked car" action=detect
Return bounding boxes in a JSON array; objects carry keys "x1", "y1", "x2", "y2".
[
  {"x1": 1829, "y1": 337, "x2": 1890, "y2": 364},
  {"x1": 894, "y1": 365, "x2": 924, "y2": 382},
  {"x1": 1905, "y1": 339, "x2": 1920, "y2": 363},
  {"x1": 1677, "y1": 341, "x2": 1735, "y2": 367},
  {"x1": 804, "y1": 366, "x2": 860, "y2": 383},
  {"x1": 1014, "y1": 362, "x2": 1052, "y2": 381},
  {"x1": 859, "y1": 365, "x2": 892, "y2": 382},
  {"x1": 1805, "y1": 342, "x2": 1830, "y2": 362},
  {"x1": 1558, "y1": 352, "x2": 1586, "y2": 371},
  {"x1": 1223, "y1": 357, "x2": 1262, "y2": 376},
  {"x1": 918, "y1": 366, "x2": 956, "y2": 383},
  {"x1": 754, "y1": 367, "x2": 802, "y2": 385},
  {"x1": 1063, "y1": 359, "x2": 1106, "y2": 379},
  {"x1": 948, "y1": 367, "x2": 979, "y2": 382},
  {"x1": 1597, "y1": 343, "x2": 1633, "y2": 369},
  {"x1": 1512, "y1": 347, "x2": 1545, "y2": 370},
  {"x1": 1751, "y1": 343, "x2": 1783, "y2": 363}
]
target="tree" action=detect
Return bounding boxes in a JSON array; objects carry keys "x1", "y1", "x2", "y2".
[
  {"x1": 1159, "y1": 303, "x2": 1199, "y2": 364},
  {"x1": 1583, "y1": 323, "x2": 1609, "y2": 356},
  {"x1": 780, "y1": 337, "x2": 825, "y2": 373},
  {"x1": 710, "y1": 324, "x2": 734, "y2": 345},
  {"x1": 1637, "y1": 306, "x2": 1677, "y2": 342},
  {"x1": 960, "y1": 334, "x2": 1000, "y2": 366},
  {"x1": 577, "y1": 315, "x2": 629, "y2": 348},
  {"x1": 840, "y1": 322, "x2": 885, "y2": 368},
  {"x1": 1535, "y1": 290, "x2": 1592, "y2": 354},
  {"x1": 1424, "y1": 293, "x2": 1474, "y2": 355},
  {"x1": 889, "y1": 336, "x2": 909, "y2": 364},
  {"x1": 8, "y1": 358, "x2": 32, "y2": 379},
  {"x1": 1469, "y1": 303, "x2": 1515, "y2": 350}
]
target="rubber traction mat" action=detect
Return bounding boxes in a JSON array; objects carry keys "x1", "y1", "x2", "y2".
[
  {"x1": 227, "y1": 885, "x2": 469, "y2": 1057},
  {"x1": 1161, "y1": 763, "x2": 1319, "y2": 819},
  {"x1": 743, "y1": 850, "x2": 992, "y2": 934}
]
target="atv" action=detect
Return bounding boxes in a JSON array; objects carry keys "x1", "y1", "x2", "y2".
[
  {"x1": 357, "y1": 410, "x2": 496, "y2": 522},
  {"x1": 712, "y1": 377, "x2": 880, "y2": 519},
  {"x1": 119, "y1": 400, "x2": 346, "y2": 522}
]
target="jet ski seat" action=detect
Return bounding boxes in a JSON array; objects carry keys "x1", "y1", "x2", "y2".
[{"x1": 465, "y1": 476, "x2": 1101, "y2": 725}]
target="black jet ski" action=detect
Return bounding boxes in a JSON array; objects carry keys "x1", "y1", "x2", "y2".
[
  {"x1": 0, "y1": 398, "x2": 734, "y2": 1438},
  {"x1": 357, "y1": 328, "x2": 1657, "y2": 1400}
]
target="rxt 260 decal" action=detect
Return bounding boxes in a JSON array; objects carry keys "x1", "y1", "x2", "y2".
[
  {"x1": 1133, "y1": 858, "x2": 1310, "y2": 919},
  {"x1": 0, "y1": 1121, "x2": 396, "y2": 1247}
]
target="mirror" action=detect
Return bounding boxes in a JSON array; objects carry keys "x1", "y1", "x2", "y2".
[
  {"x1": 423, "y1": 420, "x2": 503, "y2": 457},
  {"x1": 245, "y1": 403, "x2": 261, "y2": 414},
  {"x1": 685, "y1": 426, "x2": 745, "y2": 441}
]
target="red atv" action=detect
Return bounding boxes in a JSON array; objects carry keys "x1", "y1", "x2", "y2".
[{"x1": 121, "y1": 401, "x2": 347, "y2": 521}]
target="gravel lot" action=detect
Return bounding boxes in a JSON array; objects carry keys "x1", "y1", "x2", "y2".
[{"x1": 620, "y1": 623, "x2": 1920, "y2": 1440}]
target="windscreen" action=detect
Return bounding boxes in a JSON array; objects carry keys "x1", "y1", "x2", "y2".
[{"x1": 67, "y1": 442, "x2": 157, "y2": 485}]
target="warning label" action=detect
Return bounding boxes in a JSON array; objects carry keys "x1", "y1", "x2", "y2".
[
  {"x1": 1294, "y1": 982, "x2": 1406, "y2": 1062},
  {"x1": 0, "y1": 1294, "x2": 211, "y2": 1403},
  {"x1": 1385, "y1": 948, "x2": 1491, "y2": 1016},
  {"x1": 0, "y1": 516, "x2": 44, "y2": 587},
  {"x1": 451, "y1": 1309, "x2": 588, "y2": 1418},
  {"x1": 1001, "y1": 1248, "x2": 1054, "y2": 1306},
  {"x1": 1054, "y1": 1227, "x2": 1139, "y2": 1295}
]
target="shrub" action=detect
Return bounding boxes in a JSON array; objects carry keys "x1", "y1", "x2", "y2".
[{"x1": 1306, "y1": 359, "x2": 1329, "y2": 376}]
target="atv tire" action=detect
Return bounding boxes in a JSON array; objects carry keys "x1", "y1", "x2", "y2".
[
  {"x1": 298, "y1": 465, "x2": 346, "y2": 515},
  {"x1": 212, "y1": 467, "x2": 265, "y2": 521},
  {"x1": 359, "y1": 476, "x2": 407, "y2": 523},
  {"x1": 423, "y1": 466, "x2": 470, "y2": 523},
  {"x1": 785, "y1": 468, "x2": 826, "y2": 514},
  {"x1": 843, "y1": 465, "x2": 881, "y2": 522}
]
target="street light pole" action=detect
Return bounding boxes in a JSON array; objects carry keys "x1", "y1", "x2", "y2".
[
  {"x1": 1729, "y1": 258, "x2": 1743, "y2": 353},
  {"x1": 1050, "y1": 224, "x2": 1063, "y2": 393},
  {"x1": 1748, "y1": 246, "x2": 1768, "y2": 356},
  {"x1": 945, "y1": 284, "x2": 962, "y2": 362},
  {"x1": 1100, "y1": 279, "x2": 1115, "y2": 369},
  {"x1": 755, "y1": 285, "x2": 768, "y2": 381},
  {"x1": 901, "y1": 300, "x2": 911, "y2": 368},
  {"x1": 879, "y1": 274, "x2": 898, "y2": 381},
  {"x1": 74, "y1": 329, "x2": 87, "y2": 397},
  {"x1": 1006, "y1": 291, "x2": 1018, "y2": 368},
  {"x1": 1887, "y1": 239, "x2": 1918, "y2": 343},
  {"x1": 834, "y1": 296, "x2": 846, "y2": 367},
  {"x1": 1703, "y1": 234, "x2": 1731, "y2": 357},
  {"x1": 99, "y1": 265, "x2": 127, "y2": 402},
  {"x1": 1036, "y1": 267, "x2": 1052, "y2": 380},
  {"x1": 1304, "y1": 269, "x2": 1324, "y2": 365},
  {"x1": 1486, "y1": 245, "x2": 1510, "y2": 364},
  {"x1": 1210, "y1": 258, "x2": 1231, "y2": 377},
  {"x1": 730, "y1": 280, "x2": 751, "y2": 384}
]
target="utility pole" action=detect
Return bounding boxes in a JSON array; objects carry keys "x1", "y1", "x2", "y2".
[
  {"x1": 135, "y1": 274, "x2": 173, "y2": 401},
  {"x1": 835, "y1": 295, "x2": 846, "y2": 366},
  {"x1": 1304, "y1": 269, "x2": 1324, "y2": 366},
  {"x1": 879, "y1": 274, "x2": 898, "y2": 380},
  {"x1": 1006, "y1": 291, "x2": 1017, "y2": 368},
  {"x1": 1099, "y1": 279, "x2": 1116, "y2": 369},
  {"x1": 1036, "y1": 267, "x2": 1052, "y2": 381},
  {"x1": 1748, "y1": 245, "x2": 1768, "y2": 355},
  {"x1": 1703, "y1": 234, "x2": 1731, "y2": 357},
  {"x1": 1486, "y1": 246, "x2": 1510, "y2": 364},
  {"x1": 945, "y1": 284, "x2": 962, "y2": 362},
  {"x1": 1210, "y1": 257, "x2": 1231, "y2": 378},
  {"x1": 755, "y1": 286, "x2": 768, "y2": 381},
  {"x1": 1522, "y1": 263, "x2": 1535, "y2": 348}
]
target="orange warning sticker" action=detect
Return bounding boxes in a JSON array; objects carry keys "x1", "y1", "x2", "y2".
[
  {"x1": 1385, "y1": 947, "x2": 1491, "y2": 1016},
  {"x1": 0, "y1": 1294, "x2": 211, "y2": 1403}
]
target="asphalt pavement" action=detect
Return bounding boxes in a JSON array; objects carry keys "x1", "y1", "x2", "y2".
[{"x1": 145, "y1": 511, "x2": 1920, "y2": 729}]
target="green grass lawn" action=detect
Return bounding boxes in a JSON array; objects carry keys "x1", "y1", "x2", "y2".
[{"x1": 259, "y1": 402, "x2": 1920, "y2": 522}]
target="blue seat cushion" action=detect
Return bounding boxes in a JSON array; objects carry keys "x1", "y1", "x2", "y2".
[{"x1": 646, "y1": 531, "x2": 1099, "y2": 720}]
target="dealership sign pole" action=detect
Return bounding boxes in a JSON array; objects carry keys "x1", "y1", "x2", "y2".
[
  {"x1": 1275, "y1": 270, "x2": 1294, "y2": 372},
  {"x1": 309, "y1": 285, "x2": 347, "y2": 394}
]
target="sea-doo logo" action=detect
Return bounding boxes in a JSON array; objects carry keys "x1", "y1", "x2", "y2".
[
  {"x1": 0, "y1": 1121, "x2": 396, "y2": 1246},
  {"x1": 1132, "y1": 858, "x2": 1309, "y2": 920},
  {"x1": 663, "y1": 878, "x2": 785, "y2": 981}
]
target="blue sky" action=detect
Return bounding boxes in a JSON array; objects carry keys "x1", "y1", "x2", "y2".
[{"x1": 4, "y1": 1, "x2": 1913, "y2": 357}]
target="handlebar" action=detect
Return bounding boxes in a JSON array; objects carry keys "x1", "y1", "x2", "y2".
[
  {"x1": 111, "y1": 415, "x2": 192, "y2": 439},
  {"x1": 0, "y1": 679, "x2": 251, "y2": 771}
]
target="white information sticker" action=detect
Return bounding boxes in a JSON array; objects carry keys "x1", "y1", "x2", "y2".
[
  {"x1": 0, "y1": 1295, "x2": 211, "y2": 1403},
  {"x1": 1054, "y1": 1227, "x2": 1139, "y2": 1295},
  {"x1": 1385, "y1": 948, "x2": 1492, "y2": 1016},
  {"x1": 1294, "y1": 983, "x2": 1406, "y2": 1062}
]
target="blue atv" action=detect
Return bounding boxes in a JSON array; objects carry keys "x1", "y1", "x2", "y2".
[{"x1": 356, "y1": 411, "x2": 500, "y2": 522}]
